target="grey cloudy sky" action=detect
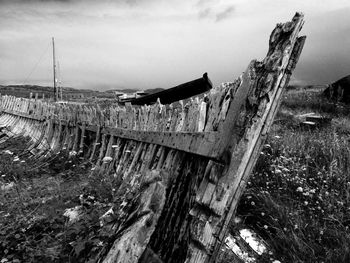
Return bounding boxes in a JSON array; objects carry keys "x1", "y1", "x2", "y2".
[{"x1": 1, "y1": 0, "x2": 350, "y2": 90}]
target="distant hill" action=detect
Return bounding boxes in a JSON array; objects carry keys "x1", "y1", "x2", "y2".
[
  {"x1": 0, "y1": 85, "x2": 115, "y2": 99},
  {"x1": 324, "y1": 74, "x2": 350, "y2": 103},
  {"x1": 105, "y1": 89, "x2": 139, "y2": 94},
  {"x1": 105, "y1": 88, "x2": 165, "y2": 94},
  {"x1": 0, "y1": 84, "x2": 166, "y2": 100}
]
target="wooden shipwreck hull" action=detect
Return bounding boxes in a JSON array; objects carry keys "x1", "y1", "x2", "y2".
[{"x1": 0, "y1": 13, "x2": 305, "y2": 263}]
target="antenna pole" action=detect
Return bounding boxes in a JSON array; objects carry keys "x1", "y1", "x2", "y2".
[{"x1": 52, "y1": 37, "x2": 57, "y2": 101}]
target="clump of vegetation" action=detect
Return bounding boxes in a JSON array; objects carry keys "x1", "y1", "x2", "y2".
[
  {"x1": 0, "y1": 137, "x2": 117, "y2": 263},
  {"x1": 231, "y1": 87, "x2": 350, "y2": 262}
]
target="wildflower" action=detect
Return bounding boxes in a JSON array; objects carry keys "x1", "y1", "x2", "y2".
[
  {"x1": 251, "y1": 201, "x2": 255, "y2": 206},
  {"x1": 320, "y1": 230, "x2": 324, "y2": 235},
  {"x1": 275, "y1": 169, "x2": 282, "y2": 174},
  {"x1": 274, "y1": 135, "x2": 281, "y2": 139},
  {"x1": 296, "y1": 187, "x2": 303, "y2": 192},
  {"x1": 294, "y1": 224, "x2": 298, "y2": 229},
  {"x1": 69, "y1": 150, "x2": 77, "y2": 156},
  {"x1": 234, "y1": 217, "x2": 242, "y2": 224},
  {"x1": 283, "y1": 227, "x2": 287, "y2": 231},
  {"x1": 261, "y1": 212, "x2": 265, "y2": 216},
  {"x1": 272, "y1": 260, "x2": 281, "y2": 263},
  {"x1": 264, "y1": 225, "x2": 268, "y2": 229},
  {"x1": 304, "y1": 201, "x2": 309, "y2": 205}
]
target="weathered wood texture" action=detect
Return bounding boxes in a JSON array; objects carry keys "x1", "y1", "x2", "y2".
[{"x1": 0, "y1": 13, "x2": 305, "y2": 263}]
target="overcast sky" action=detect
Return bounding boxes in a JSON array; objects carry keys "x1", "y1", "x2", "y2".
[{"x1": 1, "y1": 0, "x2": 350, "y2": 91}]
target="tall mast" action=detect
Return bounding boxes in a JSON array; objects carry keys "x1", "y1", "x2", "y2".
[{"x1": 52, "y1": 37, "x2": 57, "y2": 101}]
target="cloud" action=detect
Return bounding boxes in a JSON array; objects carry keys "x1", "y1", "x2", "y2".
[
  {"x1": 215, "y1": 5, "x2": 235, "y2": 22},
  {"x1": 196, "y1": 0, "x2": 214, "y2": 7},
  {"x1": 198, "y1": 8, "x2": 211, "y2": 19},
  {"x1": 2, "y1": 0, "x2": 350, "y2": 90}
]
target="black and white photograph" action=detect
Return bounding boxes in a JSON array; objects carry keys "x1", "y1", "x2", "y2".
[{"x1": 0, "y1": 1, "x2": 350, "y2": 262}]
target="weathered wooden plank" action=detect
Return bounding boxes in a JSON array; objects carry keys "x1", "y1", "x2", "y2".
[
  {"x1": 206, "y1": 14, "x2": 306, "y2": 263},
  {"x1": 3, "y1": 109, "x2": 45, "y2": 121},
  {"x1": 102, "y1": 126, "x2": 219, "y2": 160}
]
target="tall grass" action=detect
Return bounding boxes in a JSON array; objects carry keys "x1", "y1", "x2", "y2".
[{"x1": 232, "y1": 88, "x2": 350, "y2": 262}]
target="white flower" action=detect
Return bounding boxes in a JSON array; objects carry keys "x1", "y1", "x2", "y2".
[
  {"x1": 296, "y1": 187, "x2": 303, "y2": 192},
  {"x1": 275, "y1": 169, "x2": 282, "y2": 174},
  {"x1": 69, "y1": 151, "x2": 77, "y2": 156},
  {"x1": 264, "y1": 225, "x2": 268, "y2": 229},
  {"x1": 234, "y1": 217, "x2": 242, "y2": 224}
]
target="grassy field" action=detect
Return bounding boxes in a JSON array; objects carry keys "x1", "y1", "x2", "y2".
[
  {"x1": 0, "y1": 86, "x2": 349, "y2": 262},
  {"x1": 0, "y1": 137, "x2": 116, "y2": 262},
  {"x1": 228, "y1": 87, "x2": 350, "y2": 262}
]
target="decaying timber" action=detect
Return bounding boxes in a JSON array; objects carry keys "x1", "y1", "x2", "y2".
[{"x1": 0, "y1": 13, "x2": 305, "y2": 263}]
